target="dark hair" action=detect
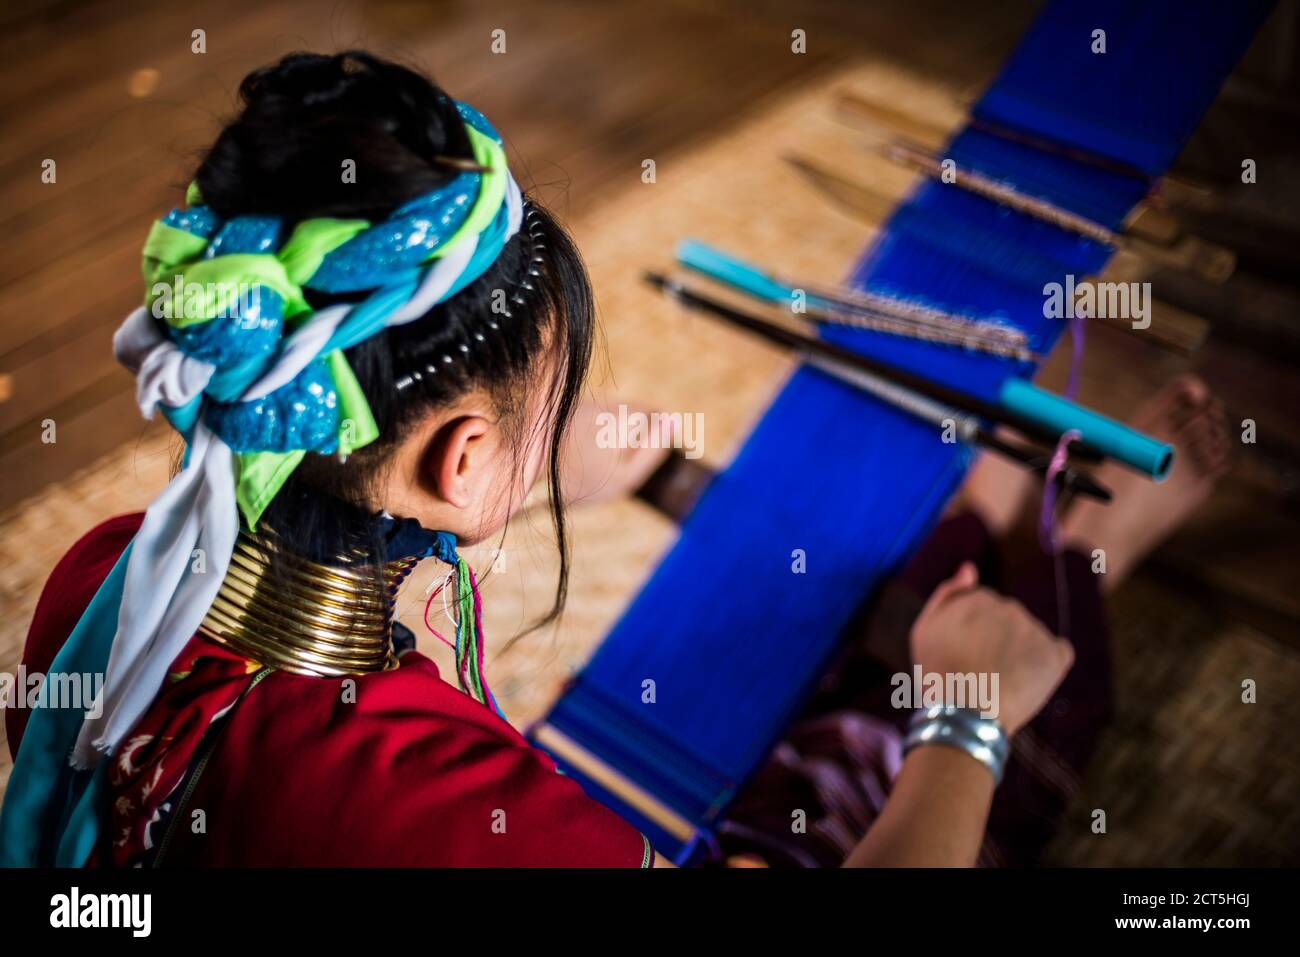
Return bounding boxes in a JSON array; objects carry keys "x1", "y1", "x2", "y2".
[{"x1": 193, "y1": 51, "x2": 594, "y2": 630}]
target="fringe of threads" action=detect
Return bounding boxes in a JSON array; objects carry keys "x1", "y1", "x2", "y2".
[{"x1": 453, "y1": 557, "x2": 506, "y2": 720}]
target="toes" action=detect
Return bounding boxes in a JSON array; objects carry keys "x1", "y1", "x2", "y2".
[
  {"x1": 1161, "y1": 374, "x2": 1210, "y2": 413},
  {"x1": 1178, "y1": 405, "x2": 1233, "y2": 476},
  {"x1": 1138, "y1": 374, "x2": 1212, "y2": 437},
  {"x1": 1168, "y1": 378, "x2": 1212, "y2": 427},
  {"x1": 1185, "y1": 431, "x2": 1219, "y2": 471},
  {"x1": 1173, "y1": 374, "x2": 1211, "y2": 406},
  {"x1": 1196, "y1": 394, "x2": 1228, "y2": 427},
  {"x1": 1206, "y1": 421, "x2": 1233, "y2": 474}
]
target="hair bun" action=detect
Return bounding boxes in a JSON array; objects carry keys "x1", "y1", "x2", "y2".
[
  {"x1": 196, "y1": 51, "x2": 474, "y2": 222},
  {"x1": 239, "y1": 52, "x2": 365, "y2": 110}
]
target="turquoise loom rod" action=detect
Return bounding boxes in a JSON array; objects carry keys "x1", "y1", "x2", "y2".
[
  {"x1": 676, "y1": 239, "x2": 1174, "y2": 481},
  {"x1": 677, "y1": 238, "x2": 794, "y2": 303},
  {"x1": 998, "y1": 379, "x2": 1172, "y2": 480}
]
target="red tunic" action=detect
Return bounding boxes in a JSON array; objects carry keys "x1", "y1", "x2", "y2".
[{"x1": 7, "y1": 514, "x2": 651, "y2": 867}]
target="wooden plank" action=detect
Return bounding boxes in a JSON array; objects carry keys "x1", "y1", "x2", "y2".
[{"x1": 0, "y1": 370, "x2": 159, "y2": 510}]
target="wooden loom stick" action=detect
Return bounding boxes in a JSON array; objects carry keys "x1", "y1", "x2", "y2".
[
  {"x1": 532, "y1": 724, "x2": 697, "y2": 843},
  {"x1": 784, "y1": 153, "x2": 1211, "y2": 357},
  {"x1": 879, "y1": 139, "x2": 1235, "y2": 283},
  {"x1": 1122, "y1": 203, "x2": 1183, "y2": 246},
  {"x1": 799, "y1": 276, "x2": 1030, "y2": 350},
  {"x1": 802, "y1": 301, "x2": 1040, "y2": 363},
  {"x1": 834, "y1": 89, "x2": 1216, "y2": 225},
  {"x1": 963, "y1": 109, "x2": 1221, "y2": 211},
  {"x1": 886, "y1": 139, "x2": 1116, "y2": 243},
  {"x1": 678, "y1": 235, "x2": 1036, "y2": 361},
  {"x1": 835, "y1": 90, "x2": 1235, "y2": 268},
  {"x1": 1071, "y1": 288, "x2": 1210, "y2": 356},
  {"x1": 691, "y1": 270, "x2": 1046, "y2": 373},
  {"x1": 648, "y1": 273, "x2": 1112, "y2": 502}
]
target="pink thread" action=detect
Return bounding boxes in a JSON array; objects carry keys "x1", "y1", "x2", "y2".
[
  {"x1": 422, "y1": 574, "x2": 456, "y2": 650},
  {"x1": 1039, "y1": 307, "x2": 1087, "y2": 554},
  {"x1": 1038, "y1": 428, "x2": 1081, "y2": 639},
  {"x1": 1035, "y1": 310, "x2": 1088, "y2": 638},
  {"x1": 1038, "y1": 428, "x2": 1082, "y2": 553},
  {"x1": 465, "y1": 563, "x2": 503, "y2": 714},
  {"x1": 1065, "y1": 312, "x2": 1085, "y2": 401},
  {"x1": 422, "y1": 561, "x2": 504, "y2": 719}
]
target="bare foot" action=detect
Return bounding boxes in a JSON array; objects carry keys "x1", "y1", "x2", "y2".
[
  {"x1": 557, "y1": 397, "x2": 673, "y2": 506},
  {"x1": 1059, "y1": 374, "x2": 1231, "y2": 591}
]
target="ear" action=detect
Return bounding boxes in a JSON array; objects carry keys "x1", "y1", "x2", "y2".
[{"x1": 427, "y1": 414, "x2": 493, "y2": 509}]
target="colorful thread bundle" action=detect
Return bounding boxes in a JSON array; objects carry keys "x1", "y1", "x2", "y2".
[{"x1": 422, "y1": 546, "x2": 505, "y2": 720}]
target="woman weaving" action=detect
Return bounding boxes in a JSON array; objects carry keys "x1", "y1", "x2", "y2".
[{"x1": 0, "y1": 52, "x2": 1229, "y2": 868}]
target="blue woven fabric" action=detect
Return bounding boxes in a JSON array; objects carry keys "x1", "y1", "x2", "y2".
[
  {"x1": 974, "y1": 0, "x2": 1274, "y2": 178},
  {"x1": 536, "y1": 0, "x2": 1275, "y2": 863}
]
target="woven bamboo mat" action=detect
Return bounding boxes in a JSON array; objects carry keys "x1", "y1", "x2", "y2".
[
  {"x1": 1, "y1": 60, "x2": 1296, "y2": 866},
  {"x1": 1046, "y1": 580, "x2": 1300, "y2": 865}
]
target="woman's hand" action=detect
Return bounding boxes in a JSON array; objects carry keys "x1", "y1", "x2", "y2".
[
  {"x1": 846, "y1": 562, "x2": 1072, "y2": 866},
  {"x1": 909, "y1": 561, "x2": 1074, "y2": 735}
]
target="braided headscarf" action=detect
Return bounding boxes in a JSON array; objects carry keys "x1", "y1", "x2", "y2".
[{"x1": 0, "y1": 100, "x2": 526, "y2": 867}]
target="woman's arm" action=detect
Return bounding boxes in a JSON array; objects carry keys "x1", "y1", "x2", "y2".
[
  {"x1": 845, "y1": 561, "x2": 1075, "y2": 867},
  {"x1": 844, "y1": 744, "x2": 994, "y2": 866},
  {"x1": 652, "y1": 746, "x2": 991, "y2": 868}
]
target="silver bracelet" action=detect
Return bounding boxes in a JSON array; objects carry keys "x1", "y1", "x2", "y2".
[{"x1": 903, "y1": 706, "x2": 1010, "y2": 785}]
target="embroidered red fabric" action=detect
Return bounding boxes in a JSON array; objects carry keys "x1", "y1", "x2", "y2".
[{"x1": 11, "y1": 514, "x2": 650, "y2": 868}]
